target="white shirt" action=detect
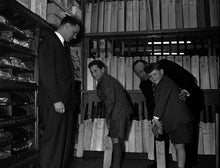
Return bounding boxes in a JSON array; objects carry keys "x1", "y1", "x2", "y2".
[{"x1": 55, "y1": 31, "x2": 65, "y2": 46}]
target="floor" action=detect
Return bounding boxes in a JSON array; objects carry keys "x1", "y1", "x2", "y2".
[{"x1": 68, "y1": 152, "x2": 216, "y2": 168}]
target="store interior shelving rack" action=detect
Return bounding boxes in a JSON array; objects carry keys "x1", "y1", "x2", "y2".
[{"x1": 0, "y1": 0, "x2": 53, "y2": 167}]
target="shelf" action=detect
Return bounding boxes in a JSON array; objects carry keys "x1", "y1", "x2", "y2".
[
  {"x1": 82, "y1": 90, "x2": 143, "y2": 95},
  {"x1": 0, "y1": 149, "x2": 39, "y2": 168},
  {"x1": 0, "y1": 0, "x2": 53, "y2": 30},
  {"x1": 0, "y1": 116, "x2": 36, "y2": 129},
  {"x1": 0, "y1": 64, "x2": 33, "y2": 73},
  {"x1": 82, "y1": 90, "x2": 96, "y2": 94},
  {"x1": 82, "y1": 89, "x2": 220, "y2": 94},
  {"x1": 49, "y1": 0, "x2": 72, "y2": 16},
  {"x1": 84, "y1": 27, "x2": 220, "y2": 39},
  {"x1": 48, "y1": 0, "x2": 82, "y2": 23},
  {"x1": 203, "y1": 89, "x2": 220, "y2": 93},
  {"x1": 0, "y1": 119, "x2": 16, "y2": 127},
  {"x1": 0, "y1": 1, "x2": 40, "y2": 167},
  {"x1": 0, "y1": 80, "x2": 37, "y2": 91},
  {"x1": 0, "y1": 22, "x2": 33, "y2": 40},
  {"x1": 12, "y1": 102, "x2": 35, "y2": 106},
  {"x1": 0, "y1": 38, "x2": 35, "y2": 56}
]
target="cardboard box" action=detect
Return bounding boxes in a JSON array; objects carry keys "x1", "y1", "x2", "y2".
[
  {"x1": 46, "y1": 13, "x2": 61, "y2": 27},
  {"x1": 16, "y1": 0, "x2": 30, "y2": 9},
  {"x1": 31, "y1": 0, "x2": 41, "y2": 16},
  {"x1": 47, "y1": 2, "x2": 66, "y2": 19},
  {"x1": 72, "y1": 6, "x2": 82, "y2": 20},
  {"x1": 41, "y1": 0, "x2": 47, "y2": 20}
]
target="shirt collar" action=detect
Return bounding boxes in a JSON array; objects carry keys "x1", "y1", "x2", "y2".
[{"x1": 55, "y1": 31, "x2": 65, "y2": 46}]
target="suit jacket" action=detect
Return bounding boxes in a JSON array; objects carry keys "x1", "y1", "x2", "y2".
[
  {"x1": 153, "y1": 75, "x2": 193, "y2": 133},
  {"x1": 38, "y1": 31, "x2": 75, "y2": 110},
  {"x1": 97, "y1": 73, "x2": 132, "y2": 120},
  {"x1": 159, "y1": 59, "x2": 199, "y2": 95},
  {"x1": 139, "y1": 80, "x2": 154, "y2": 120},
  {"x1": 140, "y1": 59, "x2": 204, "y2": 119}
]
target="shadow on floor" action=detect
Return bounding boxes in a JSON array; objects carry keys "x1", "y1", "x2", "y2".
[{"x1": 68, "y1": 155, "x2": 216, "y2": 168}]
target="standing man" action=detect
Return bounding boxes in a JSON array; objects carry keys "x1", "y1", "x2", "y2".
[
  {"x1": 132, "y1": 60, "x2": 155, "y2": 120},
  {"x1": 145, "y1": 62, "x2": 193, "y2": 168},
  {"x1": 38, "y1": 16, "x2": 80, "y2": 168},
  {"x1": 133, "y1": 59, "x2": 204, "y2": 167},
  {"x1": 88, "y1": 60, "x2": 132, "y2": 168}
]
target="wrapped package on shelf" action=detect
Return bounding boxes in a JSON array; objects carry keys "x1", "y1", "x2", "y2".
[
  {"x1": 30, "y1": 0, "x2": 41, "y2": 16},
  {"x1": 72, "y1": 6, "x2": 82, "y2": 21},
  {"x1": 46, "y1": 13, "x2": 62, "y2": 28},
  {"x1": 16, "y1": 0, "x2": 47, "y2": 20},
  {"x1": 41, "y1": 0, "x2": 48, "y2": 20},
  {"x1": 60, "y1": 0, "x2": 67, "y2": 8},
  {"x1": 46, "y1": 2, "x2": 66, "y2": 27},
  {"x1": 0, "y1": 107, "x2": 14, "y2": 124},
  {"x1": 47, "y1": 2, "x2": 66, "y2": 18},
  {"x1": 16, "y1": 0, "x2": 31, "y2": 9},
  {"x1": 0, "y1": 130, "x2": 12, "y2": 148},
  {"x1": 5, "y1": 127, "x2": 34, "y2": 154},
  {"x1": 0, "y1": 92, "x2": 11, "y2": 105}
]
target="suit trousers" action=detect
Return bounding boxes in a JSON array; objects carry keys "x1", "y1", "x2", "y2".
[{"x1": 39, "y1": 106, "x2": 73, "y2": 168}]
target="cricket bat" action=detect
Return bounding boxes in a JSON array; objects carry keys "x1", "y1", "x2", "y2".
[
  {"x1": 76, "y1": 103, "x2": 89, "y2": 157},
  {"x1": 147, "y1": 120, "x2": 155, "y2": 160},
  {"x1": 103, "y1": 121, "x2": 113, "y2": 168},
  {"x1": 90, "y1": 101, "x2": 98, "y2": 150},
  {"x1": 198, "y1": 121, "x2": 204, "y2": 154},
  {"x1": 76, "y1": 120, "x2": 85, "y2": 157},
  {"x1": 135, "y1": 102, "x2": 143, "y2": 153},
  {"x1": 83, "y1": 103, "x2": 93, "y2": 150},
  {"x1": 141, "y1": 101, "x2": 148, "y2": 153},
  {"x1": 95, "y1": 102, "x2": 105, "y2": 151},
  {"x1": 128, "y1": 103, "x2": 137, "y2": 152},
  {"x1": 156, "y1": 140, "x2": 166, "y2": 168}
]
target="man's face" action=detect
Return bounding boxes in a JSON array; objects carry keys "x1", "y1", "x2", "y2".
[
  {"x1": 65, "y1": 23, "x2": 80, "y2": 42},
  {"x1": 148, "y1": 69, "x2": 164, "y2": 84},
  {"x1": 89, "y1": 65, "x2": 105, "y2": 81},
  {"x1": 133, "y1": 62, "x2": 148, "y2": 80}
]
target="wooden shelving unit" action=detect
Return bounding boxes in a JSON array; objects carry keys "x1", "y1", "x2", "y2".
[{"x1": 0, "y1": 0, "x2": 53, "y2": 167}]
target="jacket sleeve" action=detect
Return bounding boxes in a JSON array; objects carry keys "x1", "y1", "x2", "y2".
[
  {"x1": 139, "y1": 80, "x2": 155, "y2": 119},
  {"x1": 153, "y1": 79, "x2": 173, "y2": 119},
  {"x1": 38, "y1": 38, "x2": 61, "y2": 104},
  {"x1": 159, "y1": 59, "x2": 196, "y2": 95},
  {"x1": 101, "y1": 80, "x2": 116, "y2": 119}
]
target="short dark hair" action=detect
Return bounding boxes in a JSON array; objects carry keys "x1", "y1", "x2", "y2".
[
  {"x1": 132, "y1": 59, "x2": 148, "y2": 69},
  {"x1": 88, "y1": 60, "x2": 106, "y2": 69},
  {"x1": 144, "y1": 62, "x2": 162, "y2": 74},
  {"x1": 60, "y1": 15, "x2": 81, "y2": 27}
]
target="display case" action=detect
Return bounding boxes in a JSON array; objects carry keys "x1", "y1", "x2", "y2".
[{"x1": 0, "y1": 0, "x2": 53, "y2": 167}]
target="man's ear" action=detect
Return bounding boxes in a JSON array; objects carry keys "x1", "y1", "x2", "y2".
[
  {"x1": 101, "y1": 67, "x2": 105, "y2": 73},
  {"x1": 63, "y1": 23, "x2": 71, "y2": 31},
  {"x1": 160, "y1": 69, "x2": 164, "y2": 75}
]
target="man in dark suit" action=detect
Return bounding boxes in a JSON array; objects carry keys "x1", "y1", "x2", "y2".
[
  {"x1": 38, "y1": 16, "x2": 80, "y2": 168},
  {"x1": 88, "y1": 60, "x2": 132, "y2": 168},
  {"x1": 133, "y1": 59, "x2": 204, "y2": 167}
]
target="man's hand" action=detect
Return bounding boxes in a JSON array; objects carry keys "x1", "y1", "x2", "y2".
[
  {"x1": 54, "y1": 101, "x2": 65, "y2": 113},
  {"x1": 106, "y1": 118, "x2": 110, "y2": 130},
  {"x1": 152, "y1": 118, "x2": 163, "y2": 135},
  {"x1": 179, "y1": 89, "x2": 189, "y2": 102}
]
